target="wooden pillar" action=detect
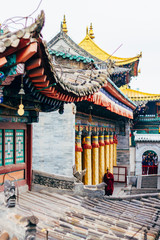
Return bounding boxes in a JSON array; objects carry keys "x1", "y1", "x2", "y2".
[
  {"x1": 75, "y1": 132, "x2": 82, "y2": 172},
  {"x1": 92, "y1": 134, "x2": 99, "y2": 185},
  {"x1": 82, "y1": 134, "x2": 92, "y2": 185},
  {"x1": 27, "y1": 124, "x2": 32, "y2": 191},
  {"x1": 104, "y1": 132, "x2": 110, "y2": 171},
  {"x1": 99, "y1": 132, "x2": 105, "y2": 183},
  {"x1": 109, "y1": 133, "x2": 114, "y2": 174},
  {"x1": 113, "y1": 134, "x2": 118, "y2": 166}
]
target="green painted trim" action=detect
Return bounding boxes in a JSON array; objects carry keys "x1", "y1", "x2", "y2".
[{"x1": 48, "y1": 48, "x2": 95, "y2": 63}]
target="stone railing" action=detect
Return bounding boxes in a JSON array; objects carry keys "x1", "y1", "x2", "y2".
[
  {"x1": 32, "y1": 170, "x2": 75, "y2": 190},
  {"x1": 32, "y1": 170, "x2": 104, "y2": 197}
]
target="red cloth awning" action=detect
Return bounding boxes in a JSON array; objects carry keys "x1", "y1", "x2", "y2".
[{"x1": 88, "y1": 91, "x2": 133, "y2": 119}]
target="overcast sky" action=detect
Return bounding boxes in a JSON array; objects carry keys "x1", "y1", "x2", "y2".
[{"x1": 1, "y1": 0, "x2": 160, "y2": 94}]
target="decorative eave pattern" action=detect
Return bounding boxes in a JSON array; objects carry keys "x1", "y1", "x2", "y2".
[
  {"x1": 134, "y1": 132, "x2": 160, "y2": 142},
  {"x1": 48, "y1": 49, "x2": 95, "y2": 63}
]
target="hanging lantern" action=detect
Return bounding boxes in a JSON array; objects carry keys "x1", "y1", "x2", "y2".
[{"x1": 18, "y1": 75, "x2": 25, "y2": 116}]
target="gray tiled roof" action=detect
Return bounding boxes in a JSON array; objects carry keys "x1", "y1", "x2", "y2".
[{"x1": 1, "y1": 190, "x2": 159, "y2": 239}]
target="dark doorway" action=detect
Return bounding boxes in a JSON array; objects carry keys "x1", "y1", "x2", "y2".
[{"x1": 142, "y1": 150, "x2": 158, "y2": 175}]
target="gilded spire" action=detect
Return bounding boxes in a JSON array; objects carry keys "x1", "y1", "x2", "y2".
[
  {"x1": 86, "y1": 26, "x2": 88, "y2": 35},
  {"x1": 89, "y1": 23, "x2": 95, "y2": 39},
  {"x1": 62, "y1": 15, "x2": 68, "y2": 34}
]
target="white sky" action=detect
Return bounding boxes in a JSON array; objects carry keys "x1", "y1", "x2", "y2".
[{"x1": 1, "y1": 0, "x2": 160, "y2": 94}]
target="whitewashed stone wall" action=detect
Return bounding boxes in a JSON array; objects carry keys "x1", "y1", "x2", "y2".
[
  {"x1": 32, "y1": 104, "x2": 75, "y2": 177},
  {"x1": 130, "y1": 147, "x2": 136, "y2": 175},
  {"x1": 117, "y1": 121, "x2": 130, "y2": 166}
]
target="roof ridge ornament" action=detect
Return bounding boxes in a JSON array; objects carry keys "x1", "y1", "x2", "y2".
[
  {"x1": 107, "y1": 59, "x2": 115, "y2": 75},
  {"x1": 86, "y1": 26, "x2": 88, "y2": 35},
  {"x1": 89, "y1": 23, "x2": 95, "y2": 39},
  {"x1": 62, "y1": 15, "x2": 68, "y2": 34}
]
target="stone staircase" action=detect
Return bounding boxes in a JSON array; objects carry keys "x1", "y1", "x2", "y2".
[
  {"x1": 141, "y1": 175, "x2": 157, "y2": 188},
  {"x1": 125, "y1": 175, "x2": 160, "y2": 195}
]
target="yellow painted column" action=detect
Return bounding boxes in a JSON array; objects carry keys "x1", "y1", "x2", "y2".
[
  {"x1": 113, "y1": 134, "x2": 118, "y2": 167},
  {"x1": 75, "y1": 132, "x2": 82, "y2": 172},
  {"x1": 99, "y1": 133, "x2": 105, "y2": 183},
  {"x1": 92, "y1": 135, "x2": 99, "y2": 185},
  {"x1": 82, "y1": 134, "x2": 92, "y2": 185},
  {"x1": 109, "y1": 133, "x2": 114, "y2": 174},
  {"x1": 104, "y1": 133, "x2": 110, "y2": 171}
]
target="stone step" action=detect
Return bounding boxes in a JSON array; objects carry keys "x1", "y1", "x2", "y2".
[
  {"x1": 130, "y1": 188, "x2": 160, "y2": 195},
  {"x1": 141, "y1": 176, "x2": 157, "y2": 188}
]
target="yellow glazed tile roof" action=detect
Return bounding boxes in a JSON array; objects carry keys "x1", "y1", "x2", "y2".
[
  {"x1": 79, "y1": 35, "x2": 142, "y2": 66},
  {"x1": 120, "y1": 86, "x2": 160, "y2": 102}
]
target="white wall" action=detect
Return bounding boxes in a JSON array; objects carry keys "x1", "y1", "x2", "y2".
[
  {"x1": 129, "y1": 147, "x2": 136, "y2": 175},
  {"x1": 32, "y1": 104, "x2": 75, "y2": 177}
]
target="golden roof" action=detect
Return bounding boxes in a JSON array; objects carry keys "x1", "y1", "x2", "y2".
[
  {"x1": 120, "y1": 86, "x2": 160, "y2": 102},
  {"x1": 79, "y1": 33, "x2": 142, "y2": 66}
]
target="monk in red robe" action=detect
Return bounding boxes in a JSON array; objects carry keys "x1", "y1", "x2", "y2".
[{"x1": 103, "y1": 168, "x2": 114, "y2": 196}]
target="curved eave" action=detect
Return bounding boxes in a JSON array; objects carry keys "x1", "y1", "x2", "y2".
[
  {"x1": 104, "y1": 78, "x2": 136, "y2": 110},
  {"x1": 79, "y1": 35, "x2": 142, "y2": 66},
  {"x1": 0, "y1": 9, "x2": 110, "y2": 106},
  {"x1": 120, "y1": 88, "x2": 160, "y2": 102}
]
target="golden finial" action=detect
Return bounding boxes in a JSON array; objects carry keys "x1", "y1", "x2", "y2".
[
  {"x1": 89, "y1": 23, "x2": 95, "y2": 39},
  {"x1": 62, "y1": 15, "x2": 68, "y2": 34},
  {"x1": 86, "y1": 26, "x2": 88, "y2": 35}
]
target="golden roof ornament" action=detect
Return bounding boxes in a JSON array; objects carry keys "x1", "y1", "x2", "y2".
[
  {"x1": 86, "y1": 26, "x2": 88, "y2": 35},
  {"x1": 89, "y1": 23, "x2": 95, "y2": 39},
  {"x1": 62, "y1": 15, "x2": 68, "y2": 34}
]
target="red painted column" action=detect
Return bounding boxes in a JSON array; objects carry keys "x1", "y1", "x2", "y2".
[{"x1": 27, "y1": 124, "x2": 32, "y2": 191}]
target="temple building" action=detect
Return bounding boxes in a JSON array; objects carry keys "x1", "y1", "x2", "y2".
[
  {"x1": 32, "y1": 16, "x2": 141, "y2": 186},
  {"x1": 79, "y1": 23, "x2": 142, "y2": 82},
  {"x1": 0, "y1": 11, "x2": 110, "y2": 191},
  {"x1": 120, "y1": 86, "x2": 160, "y2": 178}
]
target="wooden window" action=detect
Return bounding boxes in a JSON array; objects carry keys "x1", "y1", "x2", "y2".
[
  {"x1": 0, "y1": 123, "x2": 26, "y2": 167},
  {"x1": 5, "y1": 130, "x2": 14, "y2": 165},
  {"x1": 16, "y1": 130, "x2": 25, "y2": 164}
]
